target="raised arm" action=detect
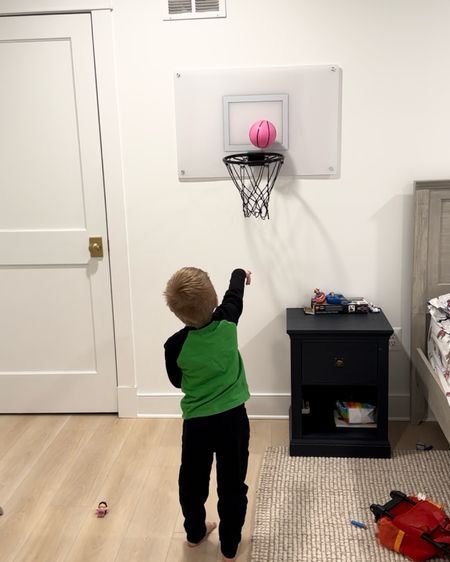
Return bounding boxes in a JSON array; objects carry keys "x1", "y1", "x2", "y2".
[{"x1": 213, "y1": 268, "x2": 251, "y2": 324}]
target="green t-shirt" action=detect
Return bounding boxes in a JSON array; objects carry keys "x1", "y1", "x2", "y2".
[{"x1": 177, "y1": 319, "x2": 250, "y2": 418}]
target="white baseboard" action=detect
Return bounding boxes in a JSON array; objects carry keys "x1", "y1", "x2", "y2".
[
  {"x1": 388, "y1": 393, "x2": 410, "y2": 421},
  {"x1": 136, "y1": 393, "x2": 182, "y2": 418},
  {"x1": 117, "y1": 386, "x2": 138, "y2": 417},
  {"x1": 135, "y1": 392, "x2": 291, "y2": 419},
  {"x1": 131, "y1": 391, "x2": 412, "y2": 420}
]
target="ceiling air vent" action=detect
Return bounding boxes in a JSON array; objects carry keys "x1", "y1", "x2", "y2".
[{"x1": 165, "y1": 0, "x2": 226, "y2": 20}]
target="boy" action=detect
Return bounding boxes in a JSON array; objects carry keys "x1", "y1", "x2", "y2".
[{"x1": 164, "y1": 267, "x2": 251, "y2": 562}]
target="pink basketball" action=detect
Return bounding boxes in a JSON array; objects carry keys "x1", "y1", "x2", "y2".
[{"x1": 249, "y1": 120, "x2": 277, "y2": 149}]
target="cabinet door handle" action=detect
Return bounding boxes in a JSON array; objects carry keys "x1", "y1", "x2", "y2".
[{"x1": 334, "y1": 357, "x2": 345, "y2": 368}]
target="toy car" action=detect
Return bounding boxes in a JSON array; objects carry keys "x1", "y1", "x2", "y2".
[{"x1": 326, "y1": 292, "x2": 348, "y2": 305}]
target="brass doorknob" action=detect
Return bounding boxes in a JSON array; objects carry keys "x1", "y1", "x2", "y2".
[
  {"x1": 334, "y1": 357, "x2": 344, "y2": 368},
  {"x1": 89, "y1": 237, "x2": 104, "y2": 258}
]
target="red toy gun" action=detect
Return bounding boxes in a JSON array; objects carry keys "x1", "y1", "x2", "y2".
[{"x1": 371, "y1": 491, "x2": 450, "y2": 561}]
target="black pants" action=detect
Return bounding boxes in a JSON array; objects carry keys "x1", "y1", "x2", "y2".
[{"x1": 179, "y1": 404, "x2": 250, "y2": 559}]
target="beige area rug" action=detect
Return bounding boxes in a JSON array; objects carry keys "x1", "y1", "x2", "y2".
[{"x1": 251, "y1": 447, "x2": 450, "y2": 562}]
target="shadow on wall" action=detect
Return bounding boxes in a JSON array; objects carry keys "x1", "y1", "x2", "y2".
[
  {"x1": 241, "y1": 177, "x2": 350, "y2": 310},
  {"x1": 240, "y1": 311, "x2": 290, "y2": 394},
  {"x1": 372, "y1": 191, "x2": 415, "y2": 420},
  {"x1": 237, "y1": 179, "x2": 352, "y2": 404},
  {"x1": 372, "y1": 192, "x2": 414, "y2": 332}
]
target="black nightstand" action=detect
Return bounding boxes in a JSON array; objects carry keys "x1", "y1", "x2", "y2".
[{"x1": 286, "y1": 308, "x2": 393, "y2": 458}]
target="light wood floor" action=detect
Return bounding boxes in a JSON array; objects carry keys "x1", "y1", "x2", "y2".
[{"x1": 0, "y1": 416, "x2": 448, "y2": 562}]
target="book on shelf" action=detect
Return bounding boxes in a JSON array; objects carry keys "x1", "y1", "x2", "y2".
[{"x1": 334, "y1": 411, "x2": 377, "y2": 429}]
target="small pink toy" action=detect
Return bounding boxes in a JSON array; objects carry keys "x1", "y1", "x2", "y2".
[
  {"x1": 96, "y1": 501, "x2": 108, "y2": 518},
  {"x1": 312, "y1": 288, "x2": 326, "y2": 304},
  {"x1": 249, "y1": 120, "x2": 277, "y2": 149}
]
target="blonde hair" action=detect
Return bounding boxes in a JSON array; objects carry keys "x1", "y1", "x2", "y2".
[{"x1": 164, "y1": 267, "x2": 218, "y2": 328}]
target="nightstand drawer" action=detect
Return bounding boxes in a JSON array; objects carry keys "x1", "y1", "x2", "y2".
[{"x1": 301, "y1": 341, "x2": 377, "y2": 384}]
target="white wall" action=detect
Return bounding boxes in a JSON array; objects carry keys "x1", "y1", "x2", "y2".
[{"x1": 111, "y1": 0, "x2": 450, "y2": 417}]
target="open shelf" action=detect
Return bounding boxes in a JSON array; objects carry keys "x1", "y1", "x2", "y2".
[{"x1": 300, "y1": 384, "x2": 378, "y2": 437}]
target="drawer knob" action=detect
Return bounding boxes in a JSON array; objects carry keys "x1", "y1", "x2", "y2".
[{"x1": 334, "y1": 357, "x2": 345, "y2": 368}]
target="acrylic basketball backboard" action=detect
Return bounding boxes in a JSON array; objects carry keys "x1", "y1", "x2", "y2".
[{"x1": 174, "y1": 65, "x2": 342, "y2": 180}]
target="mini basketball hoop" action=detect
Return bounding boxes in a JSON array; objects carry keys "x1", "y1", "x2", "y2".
[{"x1": 223, "y1": 152, "x2": 284, "y2": 219}]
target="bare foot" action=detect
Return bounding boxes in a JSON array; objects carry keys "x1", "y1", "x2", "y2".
[{"x1": 186, "y1": 521, "x2": 217, "y2": 547}]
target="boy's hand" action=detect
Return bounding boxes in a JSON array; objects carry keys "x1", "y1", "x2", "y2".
[{"x1": 245, "y1": 271, "x2": 252, "y2": 285}]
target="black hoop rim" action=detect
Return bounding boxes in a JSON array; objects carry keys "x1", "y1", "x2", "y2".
[{"x1": 223, "y1": 151, "x2": 284, "y2": 167}]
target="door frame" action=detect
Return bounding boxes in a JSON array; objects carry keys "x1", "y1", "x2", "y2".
[{"x1": 0, "y1": 2, "x2": 137, "y2": 417}]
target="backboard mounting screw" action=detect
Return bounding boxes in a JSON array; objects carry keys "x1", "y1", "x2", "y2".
[
  {"x1": 176, "y1": 73, "x2": 181, "y2": 78},
  {"x1": 330, "y1": 66, "x2": 336, "y2": 72},
  {"x1": 180, "y1": 169, "x2": 185, "y2": 175},
  {"x1": 328, "y1": 166, "x2": 335, "y2": 172}
]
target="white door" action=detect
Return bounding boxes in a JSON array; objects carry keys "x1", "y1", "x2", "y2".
[{"x1": 0, "y1": 13, "x2": 117, "y2": 412}]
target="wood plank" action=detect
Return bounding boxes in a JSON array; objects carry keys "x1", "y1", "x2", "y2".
[
  {"x1": 411, "y1": 182, "x2": 450, "y2": 428},
  {"x1": 12, "y1": 506, "x2": 88, "y2": 562},
  {"x1": 0, "y1": 415, "x2": 68, "y2": 504},
  {"x1": 411, "y1": 184, "x2": 431, "y2": 424},
  {"x1": 114, "y1": 537, "x2": 173, "y2": 562},
  {"x1": 12, "y1": 416, "x2": 132, "y2": 562},
  {"x1": 415, "y1": 348, "x2": 450, "y2": 444},
  {"x1": 150, "y1": 418, "x2": 183, "y2": 467},
  {"x1": 122, "y1": 463, "x2": 180, "y2": 538},
  {"x1": 115, "y1": 462, "x2": 181, "y2": 561},
  {"x1": 270, "y1": 419, "x2": 289, "y2": 446},
  {"x1": 412, "y1": 188, "x2": 430, "y2": 315},
  {"x1": 0, "y1": 415, "x2": 101, "y2": 561},
  {"x1": 429, "y1": 191, "x2": 450, "y2": 293},
  {"x1": 64, "y1": 419, "x2": 167, "y2": 562},
  {"x1": 49, "y1": 416, "x2": 133, "y2": 508},
  {"x1": 0, "y1": 415, "x2": 35, "y2": 452}
]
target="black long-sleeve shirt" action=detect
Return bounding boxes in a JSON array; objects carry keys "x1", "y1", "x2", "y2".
[{"x1": 164, "y1": 269, "x2": 250, "y2": 418}]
